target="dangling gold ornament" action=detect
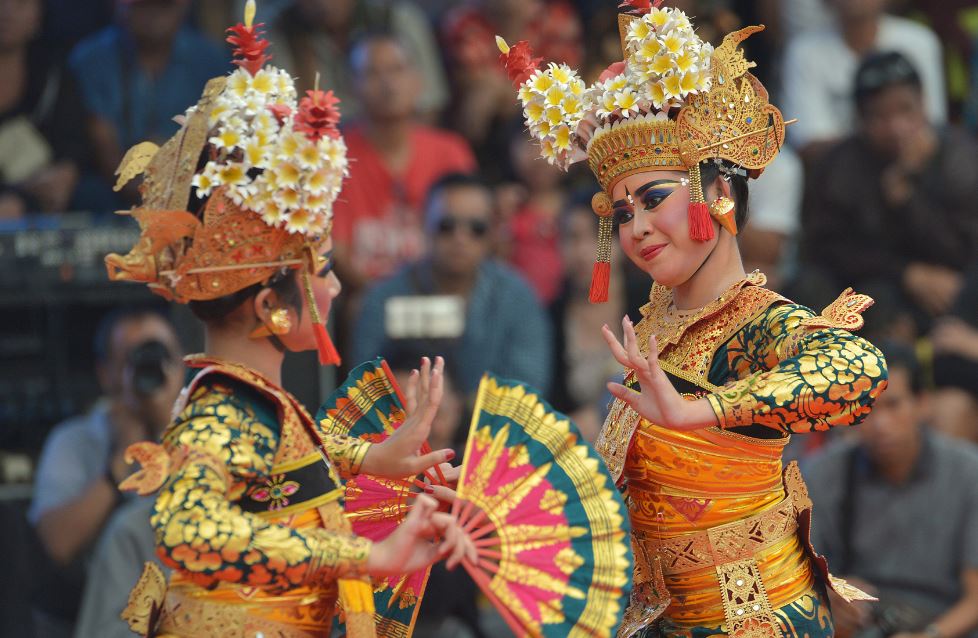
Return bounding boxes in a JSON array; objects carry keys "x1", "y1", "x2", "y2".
[
  {"x1": 709, "y1": 196, "x2": 738, "y2": 236},
  {"x1": 250, "y1": 307, "x2": 292, "y2": 338}
]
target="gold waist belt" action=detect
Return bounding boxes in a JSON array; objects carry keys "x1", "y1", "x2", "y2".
[
  {"x1": 624, "y1": 462, "x2": 815, "y2": 638},
  {"x1": 157, "y1": 586, "x2": 336, "y2": 638},
  {"x1": 655, "y1": 487, "x2": 800, "y2": 576}
]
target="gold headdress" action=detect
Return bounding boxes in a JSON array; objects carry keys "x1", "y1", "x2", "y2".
[
  {"x1": 105, "y1": 0, "x2": 345, "y2": 365},
  {"x1": 499, "y1": 2, "x2": 787, "y2": 302}
]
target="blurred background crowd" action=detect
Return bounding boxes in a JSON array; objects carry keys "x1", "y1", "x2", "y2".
[{"x1": 0, "y1": 0, "x2": 977, "y2": 636}]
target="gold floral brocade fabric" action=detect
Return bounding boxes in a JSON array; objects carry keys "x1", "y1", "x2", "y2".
[{"x1": 148, "y1": 357, "x2": 372, "y2": 636}]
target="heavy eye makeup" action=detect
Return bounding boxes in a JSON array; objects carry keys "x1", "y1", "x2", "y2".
[
  {"x1": 635, "y1": 179, "x2": 682, "y2": 211},
  {"x1": 316, "y1": 250, "x2": 334, "y2": 277},
  {"x1": 612, "y1": 179, "x2": 683, "y2": 225}
]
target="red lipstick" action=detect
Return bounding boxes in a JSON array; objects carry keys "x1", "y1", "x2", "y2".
[{"x1": 640, "y1": 243, "x2": 666, "y2": 261}]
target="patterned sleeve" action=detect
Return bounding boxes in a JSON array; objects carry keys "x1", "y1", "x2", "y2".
[
  {"x1": 320, "y1": 433, "x2": 372, "y2": 478},
  {"x1": 152, "y1": 380, "x2": 371, "y2": 592},
  {"x1": 706, "y1": 303, "x2": 888, "y2": 434}
]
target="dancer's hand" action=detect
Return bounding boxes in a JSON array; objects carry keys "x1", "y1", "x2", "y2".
[
  {"x1": 602, "y1": 316, "x2": 717, "y2": 431},
  {"x1": 360, "y1": 357, "x2": 455, "y2": 479},
  {"x1": 366, "y1": 494, "x2": 477, "y2": 577}
]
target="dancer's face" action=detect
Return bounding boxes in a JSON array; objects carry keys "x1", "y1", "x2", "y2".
[
  {"x1": 279, "y1": 239, "x2": 341, "y2": 353},
  {"x1": 611, "y1": 169, "x2": 717, "y2": 288}
]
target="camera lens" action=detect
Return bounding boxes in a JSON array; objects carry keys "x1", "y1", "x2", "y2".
[{"x1": 127, "y1": 340, "x2": 172, "y2": 396}]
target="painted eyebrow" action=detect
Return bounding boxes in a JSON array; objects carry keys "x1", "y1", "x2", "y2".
[{"x1": 634, "y1": 179, "x2": 682, "y2": 198}]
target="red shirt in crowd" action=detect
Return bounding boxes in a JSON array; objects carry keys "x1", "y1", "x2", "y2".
[
  {"x1": 506, "y1": 204, "x2": 563, "y2": 304},
  {"x1": 333, "y1": 124, "x2": 477, "y2": 282}
]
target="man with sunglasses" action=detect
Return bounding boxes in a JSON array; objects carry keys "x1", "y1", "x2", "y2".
[{"x1": 352, "y1": 172, "x2": 552, "y2": 403}]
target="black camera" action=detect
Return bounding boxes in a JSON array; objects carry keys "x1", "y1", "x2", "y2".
[{"x1": 126, "y1": 339, "x2": 173, "y2": 397}]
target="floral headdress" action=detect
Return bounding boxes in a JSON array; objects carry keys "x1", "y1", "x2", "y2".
[
  {"x1": 499, "y1": 1, "x2": 787, "y2": 302},
  {"x1": 105, "y1": 0, "x2": 345, "y2": 364}
]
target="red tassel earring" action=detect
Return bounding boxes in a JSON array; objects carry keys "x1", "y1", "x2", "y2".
[
  {"x1": 687, "y1": 163, "x2": 714, "y2": 242},
  {"x1": 589, "y1": 192, "x2": 615, "y2": 304},
  {"x1": 301, "y1": 263, "x2": 341, "y2": 366}
]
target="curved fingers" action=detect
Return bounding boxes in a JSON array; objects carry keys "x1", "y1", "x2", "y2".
[{"x1": 602, "y1": 324, "x2": 632, "y2": 369}]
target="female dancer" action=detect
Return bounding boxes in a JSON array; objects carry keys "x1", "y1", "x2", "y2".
[
  {"x1": 500, "y1": 4, "x2": 888, "y2": 637},
  {"x1": 105, "y1": 4, "x2": 472, "y2": 636}
]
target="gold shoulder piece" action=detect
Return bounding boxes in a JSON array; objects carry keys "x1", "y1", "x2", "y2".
[
  {"x1": 121, "y1": 562, "x2": 167, "y2": 636},
  {"x1": 114, "y1": 142, "x2": 160, "y2": 192},
  {"x1": 799, "y1": 288, "x2": 874, "y2": 332},
  {"x1": 119, "y1": 441, "x2": 171, "y2": 495}
]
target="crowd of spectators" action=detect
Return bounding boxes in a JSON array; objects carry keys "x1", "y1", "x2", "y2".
[{"x1": 4, "y1": 0, "x2": 978, "y2": 636}]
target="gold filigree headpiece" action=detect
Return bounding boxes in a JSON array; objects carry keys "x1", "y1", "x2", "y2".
[{"x1": 499, "y1": 4, "x2": 789, "y2": 302}]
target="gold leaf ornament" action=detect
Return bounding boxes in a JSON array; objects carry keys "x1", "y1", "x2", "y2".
[
  {"x1": 121, "y1": 562, "x2": 167, "y2": 636},
  {"x1": 118, "y1": 441, "x2": 172, "y2": 495},
  {"x1": 799, "y1": 288, "x2": 875, "y2": 332},
  {"x1": 113, "y1": 141, "x2": 160, "y2": 192}
]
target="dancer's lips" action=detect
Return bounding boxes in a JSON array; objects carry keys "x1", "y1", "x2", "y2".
[{"x1": 640, "y1": 243, "x2": 667, "y2": 261}]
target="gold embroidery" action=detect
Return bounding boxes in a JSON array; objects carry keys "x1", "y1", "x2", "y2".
[
  {"x1": 651, "y1": 463, "x2": 806, "y2": 577},
  {"x1": 619, "y1": 531, "x2": 671, "y2": 638},
  {"x1": 716, "y1": 558, "x2": 780, "y2": 638},
  {"x1": 308, "y1": 532, "x2": 372, "y2": 583},
  {"x1": 596, "y1": 273, "x2": 783, "y2": 481},
  {"x1": 157, "y1": 587, "x2": 328, "y2": 637},
  {"x1": 181, "y1": 354, "x2": 322, "y2": 465},
  {"x1": 595, "y1": 397, "x2": 642, "y2": 483},
  {"x1": 321, "y1": 433, "x2": 372, "y2": 477}
]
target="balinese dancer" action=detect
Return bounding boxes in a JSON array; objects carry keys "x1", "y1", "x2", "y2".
[
  {"x1": 499, "y1": 2, "x2": 888, "y2": 637},
  {"x1": 105, "y1": 3, "x2": 472, "y2": 636}
]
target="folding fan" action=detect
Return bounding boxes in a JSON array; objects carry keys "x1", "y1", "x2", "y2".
[
  {"x1": 316, "y1": 357, "x2": 445, "y2": 637},
  {"x1": 452, "y1": 374, "x2": 633, "y2": 638}
]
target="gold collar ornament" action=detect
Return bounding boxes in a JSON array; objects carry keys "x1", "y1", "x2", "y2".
[{"x1": 498, "y1": 1, "x2": 789, "y2": 302}]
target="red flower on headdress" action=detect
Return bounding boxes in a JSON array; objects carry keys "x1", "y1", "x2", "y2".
[
  {"x1": 618, "y1": 0, "x2": 664, "y2": 14},
  {"x1": 499, "y1": 40, "x2": 543, "y2": 87},
  {"x1": 267, "y1": 102, "x2": 292, "y2": 126},
  {"x1": 294, "y1": 90, "x2": 341, "y2": 142},
  {"x1": 226, "y1": 21, "x2": 271, "y2": 76}
]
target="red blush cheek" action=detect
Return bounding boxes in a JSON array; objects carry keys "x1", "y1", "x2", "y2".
[{"x1": 652, "y1": 202, "x2": 686, "y2": 239}]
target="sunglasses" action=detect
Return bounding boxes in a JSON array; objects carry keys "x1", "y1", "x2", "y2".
[{"x1": 435, "y1": 216, "x2": 489, "y2": 238}]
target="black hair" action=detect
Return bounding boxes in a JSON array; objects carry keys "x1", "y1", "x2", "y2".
[
  {"x1": 94, "y1": 306, "x2": 171, "y2": 365},
  {"x1": 559, "y1": 188, "x2": 602, "y2": 236},
  {"x1": 423, "y1": 172, "x2": 491, "y2": 224},
  {"x1": 188, "y1": 269, "x2": 302, "y2": 325},
  {"x1": 699, "y1": 160, "x2": 750, "y2": 231},
  {"x1": 853, "y1": 51, "x2": 922, "y2": 112},
  {"x1": 876, "y1": 340, "x2": 921, "y2": 394},
  {"x1": 348, "y1": 28, "x2": 415, "y2": 72}
]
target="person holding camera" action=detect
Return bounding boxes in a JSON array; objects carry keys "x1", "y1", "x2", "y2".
[
  {"x1": 804, "y1": 342, "x2": 978, "y2": 638},
  {"x1": 28, "y1": 307, "x2": 183, "y2": 637}
]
